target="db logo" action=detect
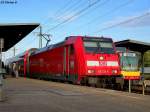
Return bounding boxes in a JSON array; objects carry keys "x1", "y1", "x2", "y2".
[{"x1": 99, "y1": 61, "x2": 106, "y2": 66}]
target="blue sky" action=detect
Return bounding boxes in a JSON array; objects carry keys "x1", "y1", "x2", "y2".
[{"x1": 0, "y1": 0, "x2": 150, "y2": 60}]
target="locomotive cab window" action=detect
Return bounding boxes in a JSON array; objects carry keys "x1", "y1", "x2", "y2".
[
  {"x1": 70, "y1": 44, "x2": 74, "y2": 55},
  {"x1": 83, "y1": 40, "x2": 115, "y2": 54}
]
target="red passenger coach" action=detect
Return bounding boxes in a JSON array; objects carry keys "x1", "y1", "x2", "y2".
[
  {"x1": 29, "y1": 36, "x2": 120, "y2": 86},
  {"x1": 6, "y1": 48, "x2": 37, "y2": 77},
  {"x1": 21, "y1": 48, "x2": 37, "y2": 77}
]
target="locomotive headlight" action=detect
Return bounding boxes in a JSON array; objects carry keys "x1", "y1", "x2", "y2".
[
  {"x1": 100, "y1": 56, "x2": 104, "y2": 60},
  {"x1": 88, "y1": 70, "x2": 95, "y2": 74},
  {"x1": 112, "y1": 70, "x2": 117, "y2": 74}
]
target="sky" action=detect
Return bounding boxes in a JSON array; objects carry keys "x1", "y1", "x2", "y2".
[{"x1": 0, "y1": 0, "x2": 150, "y2": 60}]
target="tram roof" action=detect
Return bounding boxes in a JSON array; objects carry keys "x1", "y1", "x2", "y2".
[
  {"x1": 0, "y1": 23, "x2": 40, "y2": 51},
  {"x1": 115, "y1": 39, "x2": 150, "y2": 53}
]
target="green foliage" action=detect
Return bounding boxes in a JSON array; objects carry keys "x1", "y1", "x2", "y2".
[{"x1": 144, "y1": 50, "x2": 150, "y2": 67}]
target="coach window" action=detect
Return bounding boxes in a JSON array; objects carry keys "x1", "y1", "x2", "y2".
[{"x1": 70, "y1": 44, "x2": 74, "y2": 55}]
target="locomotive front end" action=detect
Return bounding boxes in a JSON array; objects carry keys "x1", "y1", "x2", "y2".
[
  {"x1": 83, "y1": 37, "x2": 120, "y2": 76},
  {"x1": 80, "y1": 37, "x2": 120, "y2": 86}
]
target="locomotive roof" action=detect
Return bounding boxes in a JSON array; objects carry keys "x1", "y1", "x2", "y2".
[
  {"x1": 115, "y1": 39, "x2": 150, "y2": 53},
  {"x1": 31, "y1": 36, "x2": 114, "y2": 56},
  {"x1": 31, "y1": 41, "x2": 64, "y2": 56},
  {"x1": 82, "y1": 36, "x2": 113, "y2": 41},
  {"x1": 0, "y1": 23, "x2": 39, "y2": 51}
]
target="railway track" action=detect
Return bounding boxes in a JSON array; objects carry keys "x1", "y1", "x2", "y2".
[{"x1": 32, "y1": 76, "x2": 150, "y2": 95}]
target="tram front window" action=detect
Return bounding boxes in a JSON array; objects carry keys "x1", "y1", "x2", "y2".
[{"x1": 121, "y1": 53, "x2": 139, "y2": 71}]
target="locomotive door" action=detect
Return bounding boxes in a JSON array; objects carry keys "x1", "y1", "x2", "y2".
[
  {"x1": 63, "y1": 45, "x2": 75, "y2": 80},
  {"x1": 69, "y1": 45, "x2": 75, "y2": 75},
  {"x1": 63, "y1": 46, "x2": 69, "y2": 79}
]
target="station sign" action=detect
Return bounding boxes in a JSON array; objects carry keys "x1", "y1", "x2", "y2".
[{"x1": 123, "y1": 53, "x2": 136, "y2": 57}]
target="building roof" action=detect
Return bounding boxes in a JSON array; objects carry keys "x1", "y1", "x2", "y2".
[
  {"x1": 0, "y1": 23, "x2": 39, "y2": 51},
  {"x1": 115, "y1": 39, "x2": 150, "y2": 53}
]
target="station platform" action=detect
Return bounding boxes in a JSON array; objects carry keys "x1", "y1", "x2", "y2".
[{"x1": 0, "y1": 77, "x2": 150, "y2": 112}]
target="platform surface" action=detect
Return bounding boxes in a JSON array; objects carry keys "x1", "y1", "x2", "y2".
[{"x1": 0, "y1": 77, "x2": 150, "y2": 112}]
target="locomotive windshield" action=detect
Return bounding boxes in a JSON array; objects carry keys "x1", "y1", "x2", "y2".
[
  {"x1": 120, "y1": 53, "x2": 140, "y2": 71},
  {"x1": 83, "y1": 40, "x2": 115, "y2": 54}
]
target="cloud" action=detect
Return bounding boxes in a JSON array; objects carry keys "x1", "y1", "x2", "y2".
[{"x1": 102, "y1": 10, "x2": 150, "y2": 28}]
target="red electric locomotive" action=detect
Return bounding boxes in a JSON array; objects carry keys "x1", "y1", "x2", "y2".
[{"x1": 28, "y1": 36, "x2": 120, "y2": 86}]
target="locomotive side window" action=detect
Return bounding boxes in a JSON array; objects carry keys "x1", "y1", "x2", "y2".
[
  {"x1": 70, "y1": 44, "x2": 74, "y2": 55},
  {"x1": 69, "y1": 45, "x2": 75, "y2": 70}
]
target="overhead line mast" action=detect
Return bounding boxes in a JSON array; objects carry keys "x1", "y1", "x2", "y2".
[{"x1": 38, "y1": 26, "x2": 51, "y2": 48}]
